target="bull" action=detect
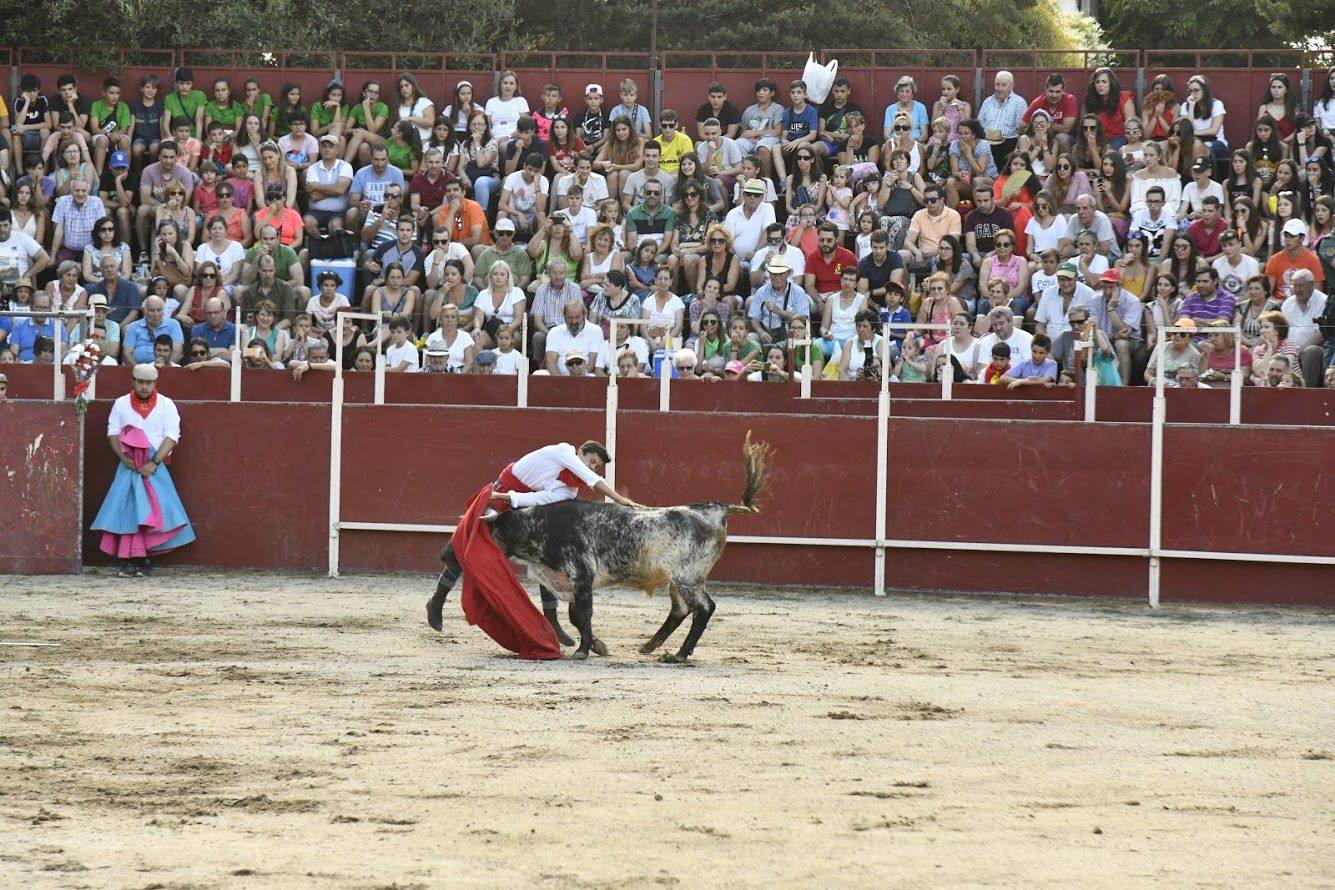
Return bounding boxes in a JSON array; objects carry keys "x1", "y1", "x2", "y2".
[{"x1": 435, "y1": 434, "x2": 772, "y2": 663}]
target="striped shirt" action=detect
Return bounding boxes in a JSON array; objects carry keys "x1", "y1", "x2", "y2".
[
  {"x1": 52, "y1": 194, "x2": 107, "y2": 251},
  {"x1": 978, "y1": 93, "x2": 1028, "y2": 140}
]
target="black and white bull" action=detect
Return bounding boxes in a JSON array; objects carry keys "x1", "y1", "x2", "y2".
[{"x1": 428, "y1": 435, "x2": 772, "y2": 662}]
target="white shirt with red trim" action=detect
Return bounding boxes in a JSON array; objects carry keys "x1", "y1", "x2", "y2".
[
  {"x1": 107, "y1": 392, "x2": 181, "y2": 451},
  {"x1": 508, "y1": 443, "x2": 603, "y2": 508}
]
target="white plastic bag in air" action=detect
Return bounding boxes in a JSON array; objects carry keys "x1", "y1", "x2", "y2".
[{"x1": 801, "y1": 53, "x2": 839, "y2": 104}]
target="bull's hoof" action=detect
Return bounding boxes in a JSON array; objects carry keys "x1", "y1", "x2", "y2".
[
  {"x1": 571, "y1": 650, "x2": 590, "y2": 661},
  {"x1": 659, "y1": 653, "x2": 694, "y2": 665},
  {"x1": 426, "y1": 598, "x2": 444, "y2": 632},
  {"x1": 590, "y1": 638, "x2": 609, "y2": 657},
  {"x1": 639, "y1": 641, "x2": 659, "y2": 655},
  {"x1": 544, "y1": 610, "x2": 576, "y2": 647}
]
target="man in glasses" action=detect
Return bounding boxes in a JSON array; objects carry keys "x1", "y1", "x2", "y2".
[
  {"x1": 652, "y1": 109, "x2": 695, "y2": 176},
  {"x1": 802, "y1": 223, "x2": 857, "y2": 316},
  {"x1": 724, "y1": 178, "x2": 777, "y2": 264},
  {"x1": 358, "y1": 183, "x2": 411, "y2": 251},
  {"x1": 903, "y1": 183, "x2": 962, "y2": 271},
  {"x1": 624, "y1": 181, "x2": 676, "y2": 254},
  {"x1": 472, "y1": 218, "x2": 532, "y2": 291},
  {"x1": 1127, "y1": 185, "x2": 1176, "y2": 263}
]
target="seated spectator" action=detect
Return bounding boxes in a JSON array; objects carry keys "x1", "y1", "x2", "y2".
[
  {"x1": 121, "y1": 295, "x2": 183, "y2": 365},
  {"x1": 424, "y1": 302, "x2": 475, "y2": 373},
  {"x1": 556, "y1": 153, "x2": 610, "y2": 210},
  {"x1": 304, "y1": 134, "x2": 353, "y2": 236},
  {"x1": 1035, "y1": 261, "x2": 1097, "y2": 340},
  {"x1": 499, "y1": 151, "x2": 549, "y2": 236},
  {"x1": 839, "y1": 310, "x2": 885, "y2": 381},
  {"x1": 746, "y1": 344, "x2": 790, "y2": 382},
  {"x1": 530, "y1": 258, "x2": 585, "y2": 357},
  {"x1": 1059, "y1": 194, "x2": 1119, "y2": 260},
  {"x1": 234, "y1": 254, "x2": 295, "y2": 328},
  {"x1": 471, "y1": 259, "x2": 527, "y2": 349},
  {"x1": 1184, "y1": 197, "x2": 1229, "y2": 261},
  {"x1": 641, "y1": 265, "x2": 686, "y2": 351},
  {"x1": 903, "y1": 182, "x2": 961, "y2": 270},
  {"x1": 362, "y1": 215, "x2": 424, "y2": 304},
  {"x1": 948, "y1": 120, "x2": 997, "y2": 203},
  {"x1": 244, "y1": 300, "x2": 289, "y2": 361},
  {"x1": 1195, "y1": 319, "x2": 1251, "y2": 384},
  {"x1": 1265, "y1": 219, "x2": 1326, "y2": 301},
  {"x1": 69, "y1": 293, "x2": 121, "y2": 355},
  {"x1": 803, "y1": 223, "x2": 858, "y2": 315},
  {"x1": 383, "y1": 315, "x2": 419, "y2": 372},
  {"x1": 1179, "y1": 267, "x2": 1236, "y2": 323},
  {"x1": 1257, "y1": 355, "x2": 1300, "y2": 388},
  {"x1": 579, "y1": 222, "x2": 625, "y2": 299},
  {"x1": 975, "y1": 306, "x2": 1032, "y2": 378},
  {"x1": 85, "y1": 253, "x2": 139, "y2": 325},
  {"x1": 368, "y1": 262, "x2": 418, "y2": 333},
  {"x1": 348, "y1": 145, "x2": 406, "y2": 233},
  {"x1": 977, "y1": 73, "x2": 1026, "y2": 166},
  {"x1": 243, "y1": 224, "x2": 310, "y2": 304},
  {"x1": 820, "y1": 266, "x2": 866, "y2": 356},
  {"x1": 1051, "y1": 306, "x2": 1118, "y2": 384},
  {"x1": 1146, "y1": 318, "x2": 1202, "y2": 385},
  {"x1": 748, "y1": 256, "x2": 810, "y2": 345},
  {"x1": 50, "y1": 178, "x2": 107, "y2": 265},
  {"x1": 527, "y1": 212, "x2": 584, "y2": 294},
  {"x1": 1001, "y1": 333, "x2": 1058, "y2": 389},
  {"x1": 423, "y1": 258, "x2": 477, "y2": 333},
  {"x1": 1279, "y1": 269, "x2": 1328, "y2": 387},
  {"x1": 545, "y1": 300, "x2": 607, "y2": 375},
  {"x1": 622, "y1": 142, "x2": 675, "y2": 209},
  {"x1": 471, "y1": 218, "x2": 531, "y2": 290},
  {"x1": 174, "y1": 260, "x2": 229, "y2": 331},
  {"x1": 723, "y1": 179, "x2": 776, "y2": 264},
  {"x1": 194, "y1": 296, "x2": 237, "y2": 359},
  {"x1": 290, "y1": 335, "x2": 337, "y2": 380}
]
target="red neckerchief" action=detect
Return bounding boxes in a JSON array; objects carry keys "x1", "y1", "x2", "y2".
[{"x1": 130, "y1": 390, "x2": 158, "y2": 420}]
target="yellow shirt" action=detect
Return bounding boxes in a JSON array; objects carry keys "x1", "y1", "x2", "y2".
[{"x1": 654, "y1": 130, "x2": 696, "y2": 174}]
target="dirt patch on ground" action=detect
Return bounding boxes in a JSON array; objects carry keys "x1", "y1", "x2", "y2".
[{"x1": 1, "y1": 571, "x2": 1331, "y2": 886}]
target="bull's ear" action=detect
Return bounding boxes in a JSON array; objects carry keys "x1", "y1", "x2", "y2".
[{"x1": 480, "y1": 509, "x2": 501, "y2": 524}]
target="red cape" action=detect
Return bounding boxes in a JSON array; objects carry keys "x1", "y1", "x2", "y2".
[{"x1": 453, "y1": 483, "x2": 562, "y2": 660}]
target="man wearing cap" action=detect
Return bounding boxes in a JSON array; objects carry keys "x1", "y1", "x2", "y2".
[
  {"x1": 573, "y1": 83, "x2": 613, "y2": 152},
  {"x1": 71, "y1": 293, "x2": 122, "y2": 356},
  {"x1": 1178, "y1": 156, "x2": 1225, "y2": 223},
  {"x1": 0, "y1": 207, "x2": 51, "y2": 286},
  {"x1": 749, "y1": 222, "x2": 806, "y2": 289},
  {"x1": 724, "y1": 178, "x2": 777, "y2": 263},
  {"x1": 1059, "y1": 194, "x2": 1119, "y2": 260},
  {"x1": 50, "y1": 178, "x2": 107, "y2": 265},
  {"x1": 1034, "y1": 261, "x2": 1098, "y2": 341},
  {"x1": 562, "y1": 347, "x2": 593, "y2": 376},
  {"x1": 92, "y1": 363, "x2": 195, "y2": 578},
  {"x1": 1265, "y1": 218, "x2": 1326, "y2": 302},
  {"x1": 545, "y1": 300, "x2": 607, "y2": 376},
  {"x1": 86, "y1": 253, "x2": 140, "y2": 326},
  {"x1": 472, "y1": 218, "x2": 531, "y2": 289},
  {"x1": 749, "y1": 256, "x2": 812, "y2": 345},
  {"x1": 122, "y1": 295, "x2": 184, "y2": 365},
  {"x1": 1096, "y1": 268, "x2": 1146, "y2": 383},
  {"x1": 97, "y1": 150, "x2": 138, "y2": 243},
  {"x1": 305, "y1": 133, "x2": 353, "y2": 236}
]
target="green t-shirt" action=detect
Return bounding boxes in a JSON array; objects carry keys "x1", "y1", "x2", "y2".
[
  {"x1": 164, "y1": 89, "x2": 207, "y2": 125},
  {"x1": 349, "y1": 101, "x2": 390, "y2": 134},
  {"x1": 241, "y1": 93, "x2": 274, "y2": 121},
  {"x1": 90, "y1": 99, "x2": 132, "y2": 132},
  {"x1": 386, "y1": 138, "x2": 416, "y2": 173},
  {"x1": 473, "y1": 246, "x2": 534, "y2": 288},
  {"x1": 205, "y1": 100, "x2": 244, "y2": 129},
  {"x1": 245, "y1": 243, "x2": 300, "y2": 283},
  {"x1": 310, "y1": 102, "x2": 347, "y2": 130}
]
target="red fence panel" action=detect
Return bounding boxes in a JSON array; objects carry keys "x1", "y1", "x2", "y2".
[{"x1": 0, "y1": 402, "x2": 84, "y2": 573}]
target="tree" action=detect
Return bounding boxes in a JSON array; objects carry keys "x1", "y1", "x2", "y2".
[{"x1": 1100, "y1": 0, "x2": 1331, "y2": 51}]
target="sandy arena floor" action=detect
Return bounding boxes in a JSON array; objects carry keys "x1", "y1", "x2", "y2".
[{"x1": 0, "y1": 571, "x2": 1331, "y2": 888}]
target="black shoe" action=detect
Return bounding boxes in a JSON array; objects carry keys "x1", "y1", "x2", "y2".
[
  {"x1": 118, "y1": 561, "x2": 140, "y2": 578},
  {"x1": 139, "y1": 558, "x2": 153, "y2": 576}
]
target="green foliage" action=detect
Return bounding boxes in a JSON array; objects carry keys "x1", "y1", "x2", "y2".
[{"x1": 1100, "y1": 0, "x2": 1331, "y2": 50}]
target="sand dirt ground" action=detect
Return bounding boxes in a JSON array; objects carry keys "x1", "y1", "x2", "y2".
[{"x1": 0, "y1": 571, "x2": 1331, "y2": 888}]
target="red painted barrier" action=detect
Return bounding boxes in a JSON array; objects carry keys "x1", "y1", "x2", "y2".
[{"x1": 0, "y1": 402, "x2": 83, "y2": 573}]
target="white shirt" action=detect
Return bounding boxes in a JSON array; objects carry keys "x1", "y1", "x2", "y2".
[
  {"x1": 306, "y1": 293, "x2": 350, "y2": 329},
  {"x1": 1128, "y1": 208, "x2": 1177, "y2": 257},
  {"x1": 643, "y1": 293, "x2": 686, "y2": 331},
  {"x1": 724, "y1": 202, "x2": 777, "y2": 261},
  {"x1": 195, "y1": 240, "x2": 245, "y2": 278},
  {"x1": 475, "y1": 286, "x2": 525, "y2": 324},
  {"x1": 545, "y1": 322, "x2": 607, "y2": 375},
  {"x1": 1178, "y1": 98, "x2": 1227, "y2": 145},
  {"x1": 1023, "y1": 214, "x2": 1067, "y2": 255},
  {"x1": 602, "y1": 335, "x2": 651, "y2": 370},
  {"x1": 1280, "y1": 291, "x2": 1327, "y2": 347},
  {"x1": 555, "y1": 171, "x2": 609, "y2": 204},
  {"x1": 507, "y1": 442, "x2": 603, "y2": 507},
  {"x1": 501, "y1": 170, "x2": 548, "y2": 215},
  {"x1": 491, "y1": 348, "x2": 525, "y2": 376},
  {"x1": 386, "y1": 339, "x2": 420, "y2": 372},
  {"x1": 1212, "y1": 253, "x2": 1260, "y2": 300},
  {"x1": 749, "y1": 243, "x2": 806, "y2": 278},
  {"x1": 484, "y1": 96, "x2": 530, "y2": 141},
  {"x1": 564, "y1": 206, "x2": 598, "y2": 245},
  {"x1": 398, "y1": 97, "x2": 435, "y2": 142},
  {"x1": 424, "y1": 243, "x2": 469, "y2": 273},
  {"x1": 0, "y1": 230, "x2": 43, "y2": 280},
  {"x1": 424, "y1": 328, "x2": 475, "y2": 372},
  {"x1": 306, "y1": 158, "x2": 354, "y2": 212},
  {"x1": 107, "y1": 391, "x2": 181, "y2": 451},
  {"x1": 1177, "y1": 180, "x2": 1225, "y2": 223},
  {"x1": 975, "y1": 327, "x2": 1033, "y2": 376},
  {"x1": 1035, "y1": 282, "x2": 1097, "y2": 340}
]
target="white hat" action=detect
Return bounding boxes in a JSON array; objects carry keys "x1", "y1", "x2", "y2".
[
  {"x1": 1281, "y1": 218, "x2": 1308, "y2": 237},
  {"x1": 584, "y1": 83, "x2": 603, "y2": 95},
  {"x1": 425, "y1": 345, "x2": 448, "y2": 357},
  {"x1": 674, "y1": 348, "x2": 697, "y2": 368},
  {"x1": 564, "y1": 348, "x2": 587, "y2": 364},
  {"x1": 494, "y1": 218, "x2": 516, "y2": 232},
  {"x1": 132, "y1": 363, "x2": 159, "y2": 382},
  {"x1": 766, "y1": 257, "x2": 792, "y2": 274}
]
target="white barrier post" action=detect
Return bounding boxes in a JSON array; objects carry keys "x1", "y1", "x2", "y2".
[
  {"x1": 790, "y1": 335, "x2": 813, "y2": 398},
  {"x1": 374, "y1": 350, "x2": 385, "y2": 405},
  {"x1": 230, "y1": 305, "x2": 242, "y2": 402},
  {"x1": 1229, "y1": 333, "x2": 1242, "y2": 425},
  {"x1": 873, "y1": 333, "x2": 891, "y2": 596},
  {"x1": 604, "y1": 319, "x2": 620, "y2": 499},
  {"x1": 1147, "y1": 326, "x2": 1175, "y2": 609},
  {"x1": 1077, "y1": 337, "x2": 1097, "y2": 422},
  {"x1": 53, "y1": 319, "x2": 65, "y2": 402},
  {"x1": 659, "y1": 333, "x2": 672, "y2": 412},
  {"x1": 327, "y1": 310, "x2": 382, "y2": 577}
]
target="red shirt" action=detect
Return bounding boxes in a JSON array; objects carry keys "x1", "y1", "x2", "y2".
[
  {"x1": 1093, "y1": 91, "x2": 1134, "y2": 140},
  {"x1": 254, "y1": 206, "x2": 303, "y2": 246},
  {"x1": 804, "y1": 246, "x2": 858, "y2": 295},
  {"x1": 409, "y1": 169, "x2": 456, "y2": 214},
  {"x1": 1186, "y1": 217, "x2": 1228, "y2": 257},
  {"x1": 1023, "y1": 93, "x2": 1077, "y2": 129}
]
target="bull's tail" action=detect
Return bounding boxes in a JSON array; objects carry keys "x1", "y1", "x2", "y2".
[{"x1": 726, "y1": 431, "x2": 774, "y2": 515}]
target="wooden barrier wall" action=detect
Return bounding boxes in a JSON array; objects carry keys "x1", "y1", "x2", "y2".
[{"x1": 0, "y1": 402, "x2": 83, "y2": 573}]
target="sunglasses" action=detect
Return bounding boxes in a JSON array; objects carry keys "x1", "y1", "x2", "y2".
[
  {"x1": 893, "y1": 125, "x2": 910, "y2": 132},
  {"x1": 701, "y1": 319, "x2": 717, "y2": 326},
  {"x1": 994, "y1": 241, "x2": 1012, "y2": 248},
  {"x1": 201, "y1": 272, "x2": 217, "y2": 278},
  {"x1": 924, "y1": 196, "x2": 940, "y2": 204},
  {"x1": 1057, "y1": 164, "x2": 1072, "y2": 171},
  {"x1": 709, "y1": 237, "x2": 726, "y2": 244},
  {"x1": 1083, "y1": 124, "x2": 1098, "y2": 130},
  {"x1": 191, "y1": 349, "x2": 208, "y2": 357},
  {"x1": 432, "y1": 239, "x2": 448, "y2": 245}
]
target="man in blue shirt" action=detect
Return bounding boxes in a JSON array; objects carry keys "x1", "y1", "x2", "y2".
[
  {"x1": 193, "y1": 296, "x2": 237, "y2": 358},
  {"x1": 86, "y1": 254, "x2": 141, "y2": 324},
  {"x1": 347, "y1": 145, "x2": 406, "y2": 233},
  {"x1": 121, "y1": 295, "x2": 184, "y2": 364},
  {"x1": 3, "y1": 290, "x2": 68, "y2": 362},
  {"x1": 748, "y1": 256, "x2": 812, "y2": 345},
  {"x1": 1001, "y1": 333, "x2": 1058, "y2": 389}
]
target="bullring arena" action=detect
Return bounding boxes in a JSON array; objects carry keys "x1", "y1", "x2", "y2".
[{"x1": 3, "y1": 47, "x2": 1335, "y2": 886}]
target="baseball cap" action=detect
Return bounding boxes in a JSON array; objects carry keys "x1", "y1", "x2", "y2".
[
  {"x1": 724, "y1": 360, "x2": 746, "y2": 374},
  {"x1": 564, "y1": 348, "x2": 587, "y2": 365},
  {"x1": 265, "y1": 182, "x2": 284, "y2": 198},
  {"x1": 1098, "y1": 268, "x2": 1121, "y2": 284},
  {"x1": 475, "y1": 350, "x2": 497, "y2": 366},
  {"x1": 1281, "y1": 218, "x2": 1308, "y2": 237},
  {"x1": 584, "y1": 83, "x2": 603, "y2": 95},
  {"x1": 319, "y1": 134, "x2": 340, "y2": 145},
  {"x1": 494, "y1": 218, "x2": 516, "y2": 233},
  {"x1": 1056, "y1": 261, "x2": 1078, "y2": 278},
  {"x1": 1173, "y1": 317, "x2": 1198, "y2": 332},
  {"x1": 1191, "y1": 156, "x2": 1212, "y2": 173},
  {"x1": 742, "y1": 178, "x2": 766, "y2": 195},
  {"x1": 766, "y1": 257, "x2": 792, "y2": 274},
  {"x1": 89, "y1": 294, "x2": 108, "y2": 308},
  {"x1": 110, "y1": 150, "x2": 130, "y2": 168}
]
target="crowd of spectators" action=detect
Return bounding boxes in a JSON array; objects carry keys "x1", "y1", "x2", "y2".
[{"x1": 1, "y1": 65, "x2": 1332, "y2": 389}]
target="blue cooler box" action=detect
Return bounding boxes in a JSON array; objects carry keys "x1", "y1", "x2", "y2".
[{"x1": 311, "y1": 259, "x2": 356, "y2": 300}]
